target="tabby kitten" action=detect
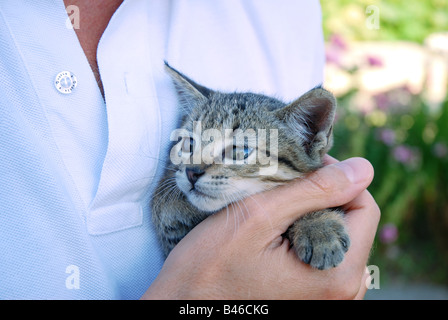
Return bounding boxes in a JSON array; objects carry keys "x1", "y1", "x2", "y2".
[{"x1": 151, "y1": 63, "x2": 350, "y2": 270}]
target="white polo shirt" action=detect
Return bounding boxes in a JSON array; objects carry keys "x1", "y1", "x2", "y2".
[{"x1": 0, "y1": 0, "x2": 324, "y2": 299}]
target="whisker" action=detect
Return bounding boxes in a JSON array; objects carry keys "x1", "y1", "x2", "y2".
[
  {"x1": 224, "y1": 194, "x2": 230, "y2": 229},
  {"x1": 224, "y1": 193, "x2": 239, "y2": 237},
  {"x1": 225, "y1": 181, "x2": 273, "y2": 232},
  {"x1": 152, "y1": 183, "x2": 181, "y2": 212},
  {"x1": 151, "y1": 178, "x2": 178, "y2": 200},
  {"x1": 233, "y1": 193, "x2": 246, "y2": 225}
]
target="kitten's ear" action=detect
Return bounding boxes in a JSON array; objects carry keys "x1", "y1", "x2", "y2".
[
  {"x1": 164, "y1": 61, "x2": 213, "y2": 111},
  {"x1": 275, "y1": 87, "x2": 337, "y2": 159}
]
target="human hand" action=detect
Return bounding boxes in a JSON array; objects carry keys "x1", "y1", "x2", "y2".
[{"x1": 141, "y1": 157, "x2": 379, "y2": 299}]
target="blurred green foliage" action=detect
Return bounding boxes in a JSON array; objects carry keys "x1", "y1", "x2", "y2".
[
  {"x1": 321, "y1": 0, "x2": 448, "y2": 284},
  {"x1": 321, "y1": 0, "x2": 448, "y2": 43},
  {"x1": 331, "y1": 91, "x2": 448, "y2": 284}
]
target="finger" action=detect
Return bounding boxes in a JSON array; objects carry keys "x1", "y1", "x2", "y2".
[
  {"x1": 322, "y1": 154, "x2": 339, "y2": 166},
  {"x1": 244, "y1": 157, "x2": 375, "y2": 231},
  {"x1": 299, "y1": 189, "x2": 380, "y2": 299},
  {"x1": 343, "y1": 190, "x2": 380, "y2": 270}
]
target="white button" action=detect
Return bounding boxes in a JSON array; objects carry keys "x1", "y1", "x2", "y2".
[{"x1": 54, "y1": 71, "x2": 77, "y2": 94}]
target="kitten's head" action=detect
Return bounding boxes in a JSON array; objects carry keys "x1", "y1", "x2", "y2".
[{"x1": 165, "y1": 62, "x2": 336, "y2": 212}]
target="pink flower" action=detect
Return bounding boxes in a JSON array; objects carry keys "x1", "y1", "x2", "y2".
[
  {"x1": 366, "y1": 55, "x2": 383, "y2": 67},
  {"x1": 379, "y1": 223, "x2": 398, "y2": 244},
  {"x1": 393, "y1": 145, "x2": 413, "y2": 163},
  {"x1": 374, "y1": 93, "x2": 391, "y2": 111},
  {"x1": 433, "y1": 142, "x2": 448, "y2": 159},
  {"x1": 325, "y1": 49, "x2": 341, "y2": 65},
  {"x1": 326, "y1": 34, "x2": 348, "y2": 67},
  {"x1": 393, "y1": 145, "x2": 421, "y2": 169},
  {"x1": 330, "y1": 34, "x2": 347, "y2": 51},
  {"x1": 378, "y1": 129, "x2": 396, "y2": 146}
]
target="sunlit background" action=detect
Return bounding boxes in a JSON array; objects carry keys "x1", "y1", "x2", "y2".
[{"x1": 321, "y1": 0, "x2": 448, "y2": 299}]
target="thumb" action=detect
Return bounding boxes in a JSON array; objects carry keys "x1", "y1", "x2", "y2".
[{"x1": 245, "y1": 157, "x2": 374, "y2": 230}]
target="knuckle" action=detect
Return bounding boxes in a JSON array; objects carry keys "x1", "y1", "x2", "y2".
[
  {"x1": 337, "y1": 282, "x2": 360, "y2": 300},
  {"x1": 307, "y1": 171, "x2": 334, "y2": 193},
  {"x1": 366, "y1": 191, "x2": 381, "y2": 223},
  {"x1": 231, "y1": 196, "x2": 270, "y2": 232},
  {"x1": 304, "y1": 169, "x2": 347, "y2": 203},
  {"x1": 372, "y1": 201, "x2": 381, "y2": 221},
  {"x1": 327, "y1": 274, "x2": 361, "y2": 300}
]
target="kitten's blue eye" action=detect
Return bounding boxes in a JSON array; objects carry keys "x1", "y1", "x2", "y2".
[
  {"x1": 232, "y1": 145, "x2": 253, "y2": 161},
  {"x1": 243, "y1": 146, "x2": 252, "y2": 159}
]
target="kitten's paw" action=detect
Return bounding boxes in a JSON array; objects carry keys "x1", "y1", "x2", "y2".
[{"x1": 288, "y1": 209, "x2": 350, "y2": 270}]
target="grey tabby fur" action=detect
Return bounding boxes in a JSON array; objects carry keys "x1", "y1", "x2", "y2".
[{"x1": 151, "y1": 63, "x2": 350, "y2": 270}]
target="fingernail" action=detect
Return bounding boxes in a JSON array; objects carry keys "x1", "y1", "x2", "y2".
[{"x1": 335, "y1": 157, "x2": 373, "y2": 184}]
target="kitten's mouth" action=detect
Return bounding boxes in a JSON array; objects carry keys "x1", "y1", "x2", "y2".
[
  {"x1": 187, "y1": 186, "x2": 228, "y2": 213},
  {"x1": 189, "y1": 187, "x2": 216, "y2": 199}
]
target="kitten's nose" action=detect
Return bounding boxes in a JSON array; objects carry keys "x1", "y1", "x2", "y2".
[{"x1": 185, "y1": 167, "x2": 205, "y2": 186}]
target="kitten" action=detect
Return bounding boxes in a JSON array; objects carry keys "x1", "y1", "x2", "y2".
[{"x1": 151, "y1": 62, "x2": 350, "y2": 270}]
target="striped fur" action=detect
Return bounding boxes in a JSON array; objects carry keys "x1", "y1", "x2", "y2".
[{"x1": 151, "y1": 64, "x2": 350, "y2": 269}]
